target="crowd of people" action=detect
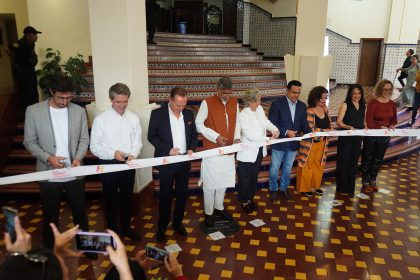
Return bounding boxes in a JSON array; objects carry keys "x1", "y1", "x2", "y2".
[{"x1": 2, "y1": 26, "x2": 419, "y2": 280}]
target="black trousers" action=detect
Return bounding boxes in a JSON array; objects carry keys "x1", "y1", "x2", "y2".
[
  {"x1": 98, "y1": 159, "x2": 135, "y2": 234},
  {"x1": 411, "y1": 92, "x2": 420, "y2": 123},
  {"x1": 147, "y1": 22, "x2": 156, "y2": 42},
  {"x1": 361, "y1": 136, "x2": 390, "y2": 185},
  {"x1": 17, "y1": 69, "x2": 39, "y2": 112},
  {"x1": 335, "y1": 136, "x2": 362, "y2": 194},
  {"x1": 398, "y1": 72, "x2": 407, "y2": 88},
  {"x1": 157, "y1": 162, "x2": 190, "y2": 230},
  {"x1": 39, "y1": 179, "x2": 88, "y2": 249},
  {"x1": 237, "y1": 148, "x2": 263, "y2": 203}
]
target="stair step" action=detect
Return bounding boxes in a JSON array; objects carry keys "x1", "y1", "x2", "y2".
[
  {"x1": 148, "y1": 68, "x2": 285, "y2": 76},
  {"x1": 147, "y1": 61, "x2": 284, "y2": 68},
  {"x1": 148, "y1": 55, "x2": 262, "y2": 61},
  {"x1": 148, "y1": 74, "x2": 284, "y2": 82},
  {"x1": 155, "y1": 42, "x2": 243, "y2": 48},
  {"x1": 155, "y1": 32, "x2": 235, "y2": 40},
  {"x1": 147, "y1": 50, "x2": 259, "y2": 56},
  {"x1": 147, "y1": 45, "x2": 252, "y2": 52}
]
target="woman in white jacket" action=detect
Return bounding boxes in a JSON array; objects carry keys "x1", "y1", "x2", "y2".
[{"x1": 237, "y1": 89, "x2": 280, "y2": 213}]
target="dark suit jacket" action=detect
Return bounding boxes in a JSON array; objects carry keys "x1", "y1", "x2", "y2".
[
  {"x1": 148, "y1": 104, "x2": 198, "y2": 168},
  {"x1": 268, "y1": 96, "x2": 311, "y2": 151}
]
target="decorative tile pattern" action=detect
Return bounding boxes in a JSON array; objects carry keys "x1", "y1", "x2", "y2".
[
  {"x1": 147, "y1": 61, "x2": 284, "y2": 69},
  {"x1": 148, "y1": 68, "x2": 285, "y2": 76},
  {"x1": 148, "y1": 80, "x2": 286, "y2": 91},
  {"x1": 237, "y1": 2, "x2": 296, "y2": 56},
  {"x1": 148, "y1": 55, "x2": 262, "y2": 61},
  {"x1": 148, "y1": 74, "x2": 285, "y2": 83},
  {"x1": 327, "y1": 30, "x2": 360, "y2": 84}
]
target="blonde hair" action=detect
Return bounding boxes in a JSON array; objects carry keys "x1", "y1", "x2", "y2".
[
  {"x1": 373, "y1": 79, "x2": 393, "y2": 98},
  {"x1": 242, "y1": 88, "x2": 261, "y2": 107}
]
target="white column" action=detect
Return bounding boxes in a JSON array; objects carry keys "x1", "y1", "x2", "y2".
[
  {"x1": 87, "y1": 0, "x2": 153, "y2": 191},
  {"x1": 284, "y1": 0, "x2": 333, "y2": 104}
]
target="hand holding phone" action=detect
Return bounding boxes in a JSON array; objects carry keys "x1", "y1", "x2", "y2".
[
  {"x1": 145, "y1": 245, "x2": 169, "y2": 262},
  {"x1": 75, "y1": 231, "x2": 116, "y2": 253},
  {"x1": 3, "y1": 206, "x2": 17, "y2": 242}
]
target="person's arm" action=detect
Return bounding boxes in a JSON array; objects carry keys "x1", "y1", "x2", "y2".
[
  {"x1": 74, "y1": 109, "x2": 89, "y2": 164},
  {"x1": 90, "y1": 116, "x2": 115, "y2": 160},
  {"x1": 336, "y1": 103, "x2": 353, "y2": 129},
  {"x1": 129, "y1": 115, "x2": 142, "y2": 159},
  {"x1": 195, "y1": 100, "x2": 219, "y2": 142},
  {"x1": 365, "y1": 102, "x2": 376, "y2": 129},
  {"x1": 106, "y1": 230, "x2": 133, "y2": 280},
  {"x1": 4, "y1": 217, "x2": 31, "y2": 253},
  {"x1": 240, "y1": 110, "x2": 270, "y2": 141},
  {"x1": 147, "y1": 109, "x2": 172, "y2": 156},
  {"x1": 390, "y1": 102, "x2": 398, "y2": 128},
  {"x1": 268, "y1": 102, "x2": 287, "y2": 137},
  {"x1": 23, "y1": 107, "x2": 51, "y2": 164},
  {"x1": 233, "y1": 103, "x2": 241, "y2": 142}
]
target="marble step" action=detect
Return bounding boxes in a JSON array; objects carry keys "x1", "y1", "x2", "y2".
[
  {"x1": 154, "y1": 37, "x2": 237, "y2": 44},
  {"x1": 147, "y1": 61, "x2": 284, "y2": 69},
  {"x1": 147, "y1": 50, "x2": 258, "y2": 56},
  {"x1": 155, "y1": 41, "x2": 244, "y2": 48},
  {"x1": 148, "y1": 80, "x2": 286, "y2": 91},
  {"x1": 148, "y1": 55, "x2": 262, "y2": 61},
  {"x1": 148, "y1": 68, "x2": 285, "y2": 76},
  {"x1": 155, "y1": 32, "x2": 235, "y2": 40},
  {"x1": 148, "y1": 74, "x2": 285, "y2": 83},
  {"x1": 147, "y1": 45, "x2": 252, "y2": 52}
]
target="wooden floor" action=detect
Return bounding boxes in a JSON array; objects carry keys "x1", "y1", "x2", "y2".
[{"x1": 0, "y1": 153, "x2": 419, "y2": 279}]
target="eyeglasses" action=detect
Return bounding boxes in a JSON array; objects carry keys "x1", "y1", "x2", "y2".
[
  {"x1": 382, "y1": 88, "x2": 393, "y2": 92},
  {"x1": 54, "y1": 95, "x2": 73, "y2": 101},
  {"x1": 9, "y1": 252, "x2": 48, "y2": 278}
]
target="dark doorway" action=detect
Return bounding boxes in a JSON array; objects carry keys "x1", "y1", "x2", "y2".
[
  {"x1": 223, "y1": 0, "x2": 237, "y2": 37},
  {"x1": 357, "y1": 38, "x2": 383, "y2": 86},
  {"x1": 174, "y1": 0, "x2": 204, "y2": 34},
  {"x1": 206, "y1": 5, "x2": 222, "y2": 35}
]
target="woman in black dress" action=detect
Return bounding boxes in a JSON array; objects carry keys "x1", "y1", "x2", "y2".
[{"x1": 335, "y1": 84, "x2": 366, "y2": 194}]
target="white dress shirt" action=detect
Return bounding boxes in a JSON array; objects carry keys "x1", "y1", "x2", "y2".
[
  {"x1": 168, "y1": 104, "x2": 187, "y2": 154},
  {"x1": 90, "y1": 108, "x2": 142, "y2": 160},
  {"x1": 237, "y1": 106, "x2": 279, "y2": 163},
  {"x1": 195, "y1": 99, "x2": 241, "y2": 143}
]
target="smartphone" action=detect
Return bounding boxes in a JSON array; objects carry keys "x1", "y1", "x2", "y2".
[
  {"x1": 145, "y1": 245, "x2": 169, "y2": 262},
  {"x1": 2, "y1": 206, "x2": 18, "y2": 242},
  {"x1": 75, "y1": 231, "x2": 116, "y2": 253}
]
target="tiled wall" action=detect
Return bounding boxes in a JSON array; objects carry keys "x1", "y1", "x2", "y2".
[
  {"x1": 327, "y1": 30, "x2": 360, "y2": 84},
  {"x1": 237, "y1": 1, "x2": 296, "y2": 57},
  {"x1": 327, "y1": 29, "x2": 416, "y2": 86}
]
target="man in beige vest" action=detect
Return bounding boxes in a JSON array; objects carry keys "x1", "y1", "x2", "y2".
[{"x1": 195, "y1": 77, "x2": 241, "y2": 227}]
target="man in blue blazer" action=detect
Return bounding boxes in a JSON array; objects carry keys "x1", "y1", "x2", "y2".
[
  {"x1": 268, "y1": 80, "x2": 311, "y2": 200},
  {"x1": 148, "y1": 86, "x2": 198, "y2": 242}
]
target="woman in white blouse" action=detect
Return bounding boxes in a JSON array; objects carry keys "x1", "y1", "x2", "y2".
[{"x1": 237, "y1": 89, "x2": 280, "y2": 213}]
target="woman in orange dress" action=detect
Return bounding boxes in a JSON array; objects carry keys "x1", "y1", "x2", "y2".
[{"x1": 296, "y1": 86, "x2": 332, "y2": 196}]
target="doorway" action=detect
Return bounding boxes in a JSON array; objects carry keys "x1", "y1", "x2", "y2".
[{"x1": 357, "y1": 38, "x2": 383, "y2": 87}]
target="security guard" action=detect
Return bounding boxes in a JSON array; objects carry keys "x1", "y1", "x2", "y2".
[{"x1": 6, "y1": 26, "x2": 42, "y2": 114}]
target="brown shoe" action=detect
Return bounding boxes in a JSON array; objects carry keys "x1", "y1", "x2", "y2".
[{"x1": 362, "y1": 185, "x2": 374, "y2": 193}]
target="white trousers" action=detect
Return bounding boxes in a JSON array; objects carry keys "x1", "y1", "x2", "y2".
[{"x1": 203, "y1": 187, "x2": 226, "y2": 215}]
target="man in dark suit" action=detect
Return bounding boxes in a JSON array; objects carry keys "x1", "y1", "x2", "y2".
[
  {"x1": 397, "y1": 49, "x2": 414, "y2": 88},
  {"x1": 268, "y1": 80, "x2": 311, "y2": 201},
  {"x1": 148, "y1": 86, "x2": 198, "y2": 242}
]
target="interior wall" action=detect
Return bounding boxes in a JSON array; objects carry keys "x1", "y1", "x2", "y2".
[
  {"x1": 0, "y1": 0, "x2": 29, "y2": 34},
  {"x1": 327, "y1": 0, "x2": 392, "y2": 43},
  {"x1": 387, "y1": 0, "x2": 420, "y2": 44},
  {"x1": 247, "y1": 0, "x2": 296, "y2": 17},
  {"x1": 26, "y1": 0, "x2": 91, "y2": 63},
  {"x1": 0, "y1": 18, "x2": 14, "y2": 91}
]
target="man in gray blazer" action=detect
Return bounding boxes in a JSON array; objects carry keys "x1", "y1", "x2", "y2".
[{"x1": 23, "y1": 74, "x2": 90, "y2": 250}]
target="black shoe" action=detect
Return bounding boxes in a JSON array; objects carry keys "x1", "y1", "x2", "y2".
[
  {"x1": 214, "y1": 209, "x2": 233, "y2": 220},
  {"x1": 173, "y1": 224, "x2": 187, "y2": 236},
  {"x1": 314, "y1": 189, "x2": 323, "y2": 195},
  {"x1": 303, "y1": 192, "x2": 313, "y2": 197},
  {"x1": 241, "y1": 203, "x2": 252, "y2": 213},
  {"x1": 205, "y1": 214, "x2": 214, "y2": 227},
  {"x1": 248, "y1": 200, "x2": 257, "y2": 211},
  {"x1": 270, "y1": 191, "x2": 280, "y2": 201},
  {"x1": 281, "y1": 190, "x2": 294, "y2": 201},
  {"x1": 121, "y1": 229, "x2": 141, "y2": 241},
  {"x1": 83, "y1": 252, "x2": 98, "y2": 260},
  {"x1": 408, "y1": 121, "x2": 414, "y2": 127}
]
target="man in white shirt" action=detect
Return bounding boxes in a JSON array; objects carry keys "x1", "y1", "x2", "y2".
[
  {"x1": 90, "y1": 83, "x2": 142, "y2": 240},
  {"x1": 23, "y1": 74, "x2": 90, "y2": 251},
  {"x1": 195, "y1": 77, "x2": 241, "y2": 227},
  {"x1": 148, "y1": 86, "x2": 198, "y2": 242}
]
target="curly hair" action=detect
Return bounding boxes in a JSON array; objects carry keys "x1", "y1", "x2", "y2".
[
  {"x1": 307, "y1": 86, "x2": 328, "y2": 108},
  {"x1": 344, "y1": 84, "x2": 365, "y2": 106}
]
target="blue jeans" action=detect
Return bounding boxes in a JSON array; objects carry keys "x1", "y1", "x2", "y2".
[{"x1": 269, "y1": 149, "x2": 297, "y2": 191}]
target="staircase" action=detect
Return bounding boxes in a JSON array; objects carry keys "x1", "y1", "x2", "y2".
[{"x1": 1, "y1": 32, "x2": 419, "y2": 194}]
